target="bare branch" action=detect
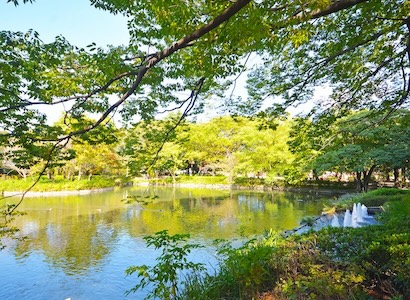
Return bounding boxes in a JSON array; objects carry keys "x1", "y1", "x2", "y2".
[
  {"x1": 318, "y1": 32, "x2": 384, "y2": 67},
  {"x1": 5, "y1": 138, "x2": 71, "y2": 217},
  {"x1": 157, "y1": 94, "x2": 192, "y2": 115},
  {"x1": 0, "y1": 70, "x2": 137, "y2": 113},
  {"x1": 229, "y1": 52, "x2": 252, "y2": 101},
  {"x1": 281, "y1": 30, "x2": 387, "y2": 101},
  {"x1": 151, "y1": 77, "x2": 205, "y2": 167}
]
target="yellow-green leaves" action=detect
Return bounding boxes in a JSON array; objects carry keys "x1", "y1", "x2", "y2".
[{"x1": 290, "y1": 28, "x2": 311, "y2": 48}]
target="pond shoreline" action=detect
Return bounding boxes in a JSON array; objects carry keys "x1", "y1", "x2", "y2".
[
  {"x1": 135, "y1": 181, "x2": 353, "y2": 195},
  {"x1": 2, "y1": 187, "x2": 115, "y2": 197},
  {"x1": 2, "y1": 181, "x2": 354, "y2": 197}
]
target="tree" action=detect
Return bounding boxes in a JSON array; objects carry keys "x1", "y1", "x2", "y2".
[
  {"x1": 2, "y1": 0, "x2": 409, "y2": 216},
  {"x1": 183, "y1": 116, "x2": 295, "y2": 183},
  {"x1": 246, "y1": 1, "x2": 410, "y2": 117},
  {"x1": 228, "y1": 117, "x2": 294, "y2": 181},
  {"x1": 312, "y1": 110, "x2": 410, "y2": 191},
  {"x1": 287, "y1": 113, "x2": 338, "y2": 183},
  {"x1": 54, "y1": 116, "x2": 121, "y2": 180},
  {"x1": 120, "y1": 114, "x2": 188, "y2": 181},
  {"x1": 2, "y1": 0, "x2": 409, "y2": 149}
]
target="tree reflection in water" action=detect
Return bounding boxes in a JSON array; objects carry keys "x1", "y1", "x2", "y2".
[{"x1": 1, "y1": 187, "x2": 331, "y2": 298}]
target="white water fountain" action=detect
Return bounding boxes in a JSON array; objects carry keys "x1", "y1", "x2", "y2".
[
  {"x1": 342, "y1": 203, "x2": 372, "y2": 228},
  {"x1": 331, "y1": 215, "x2": 340, "y2": 227},
  {"x1": 361, "y1": 204, "x2": 369, "y2": 218},
  {"x1": 351, "y1": 203, "x2": 358, "y2": 227},
  {"x1": 356, "y1": 202, "x2": 364, "y2": 223},
  {"x1": 343, "y1": 209, "x2": 352, "y2": 227}
]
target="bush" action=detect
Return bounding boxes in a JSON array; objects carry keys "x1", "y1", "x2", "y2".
[
  {"x1": 378, "y1": 195, "x2": 410, "y2": 230},
  {"x1": 125, "y1": 230, "x2": 205, "y2": 300},
  {"x1": 181, "y1": 232, "x2": 367, "y2": 299},
  {"x1": 331, "y1": 188, "x2": 410, "y2": 211},
  {"x1": 145, "y1": 175, "x2": 229, "y2": 186},
  {"x1": 368, "y1": 188, "x2": 409, "y2": 196},
  {"x1": 233, "y1": 177, "x2": 266, "y2": 188}
]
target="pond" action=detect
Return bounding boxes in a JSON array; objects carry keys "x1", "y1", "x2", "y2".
[{"x1": 0, "y1": 186, "x2": 335, "y2": 299}]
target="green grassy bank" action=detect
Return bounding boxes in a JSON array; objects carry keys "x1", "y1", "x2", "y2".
[
  {"x1": 2, "y1": 174, "x2": 360, "y2": 193},
  {"x1": 0, "y1": 175, "x2": 125, "y2": 192},
  {"x1": 135, "y1": 175, "x2": 358, "y2": 191}
]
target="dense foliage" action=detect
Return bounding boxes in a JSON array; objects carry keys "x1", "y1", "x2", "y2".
[
  {"x1": 1, "y1": 110, "x2": 409, "y2": 191},
  {"x1": 129, "y1": 189, "x2": 410, "y2": 300},
  {"x1": 2, "y1": 0, "x2": 409, "y2": 179},
  {"x1": 289, "y1": 109, "x2": 410, "y2": 190},
  {"x1": 120, "y1": 115, "x2": 294, "y2": 183},
  {"x1": 1, "y1": 1, "x2": 410, "y2": 296},
  {"x1": 1, "y1": 2, "x2": 409, "y2": 225}
]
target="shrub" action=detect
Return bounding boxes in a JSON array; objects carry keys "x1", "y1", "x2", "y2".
[
  {"x1": 369, "y1": 188, "x2": 409, "y2": 196},
  {"x1": 125, "y1": 230, "x2": 205, "y2": 300}
]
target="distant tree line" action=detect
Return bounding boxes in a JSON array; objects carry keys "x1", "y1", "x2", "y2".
[{"x1": 2, "y1": 110, "x2": 409, "y2": 192}]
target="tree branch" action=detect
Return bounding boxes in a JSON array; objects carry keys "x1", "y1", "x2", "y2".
[
  {"x1": 56, "y1": 0, "x2": 252, "y2": 140},
  {"x1": 0, "y1": 70, "x2": 138, "y2": 113},
  {"x1": 151, "y1": 77, "x2": 205, "y2": 167},
  {"x1": 5, "y1": 138, "x2": 71, "y2": 217},
  {"x1": 305, "y1": 0, "x2": 370, "y2": 20}
]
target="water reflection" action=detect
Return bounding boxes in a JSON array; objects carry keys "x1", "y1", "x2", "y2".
[{"x1": 1, "y1": 187, "x2": 332, "y2": 299}]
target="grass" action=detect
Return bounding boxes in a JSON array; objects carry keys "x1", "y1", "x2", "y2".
[
  {"x1": 328, "y1": 187, "x2": 410, "y2": 211},
  {"x1": 175, "y1": 175, "x2": 229, "y2": 185},
  {"x1": 0, "y1": 175, "x2": 123, "y2": 192}
]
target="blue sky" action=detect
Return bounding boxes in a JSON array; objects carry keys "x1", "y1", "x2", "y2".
[
  {"x1": 1, "y1": 0, "x2": 131, "y2": 124},
  {"x1": 0, "y1": 0, "x2": 129, "y2": 47}
]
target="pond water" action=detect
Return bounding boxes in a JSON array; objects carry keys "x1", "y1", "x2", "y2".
[{"x1": 0, "y1": 187, "x2": 334, "y2": 299}]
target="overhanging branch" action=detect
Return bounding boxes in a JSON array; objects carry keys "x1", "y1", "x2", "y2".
[
  {"x1": 304, "y1": 0, "x2": 369, "y2": 20},
  {"x1": 60, "y1": 0, "x2": 252, "y2": 140}
]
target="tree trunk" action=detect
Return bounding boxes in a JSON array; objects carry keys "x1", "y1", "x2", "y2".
[
  {"x1": 401, "y1": 167, "x2": 407, "y2": 186},
  {"x1": 313, "y1": 169, "x2": 319, "y2": 181},
  {"x1": 78, "y1": 168, "x2": 82, "y2": 181},
  {"x1": 393, "y1": 167, "x2": 399, "y2": 182},
  {"x1": 170, "y1": 170, "x2": 176, "y2": 185},
  {"x1": 355, "y1": 171, "x2": 363, "y2": 192},
  {"x1": 363, "y1": 165, "x2": 376, "y2": 192},
  {"x1": 393, "y1": 167, "x2": 399, "y2": 187}
]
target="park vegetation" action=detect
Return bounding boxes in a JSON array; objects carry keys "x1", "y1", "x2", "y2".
[
  {"x1": 125, "y1": 188, "x2": 410, "y2": 300},
  {"x1": 1, "y1": 0, "x2": 410, "y2": 299},
  {"x1": 1, "y1": 0, "x2": 409, "y2": 192},
  {"x1": 1, "y1": 111, "x2": 409, "y2": 192}
]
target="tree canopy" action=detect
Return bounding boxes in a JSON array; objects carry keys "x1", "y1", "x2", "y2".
[
  {"x1": 289, "y1": 109, "x2": 410, "y2": 191},
  {"x1": 1, "y1": 0, "x2": 409, "y2": 194},
  {"x1": 2, "y1": 1, "x2": 409, "y2": 139}
]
